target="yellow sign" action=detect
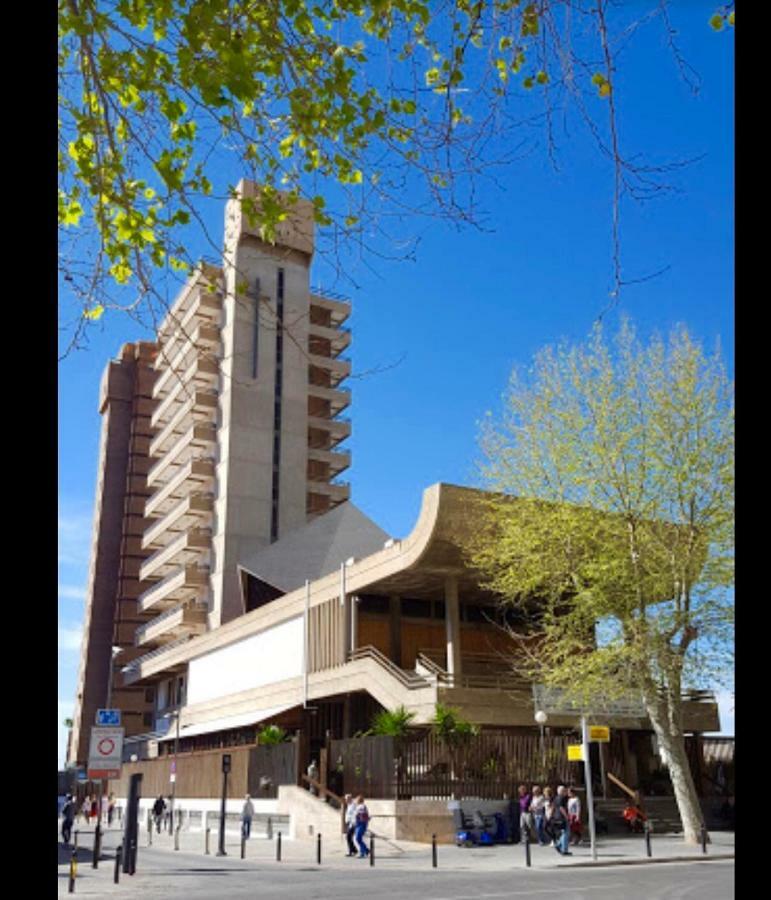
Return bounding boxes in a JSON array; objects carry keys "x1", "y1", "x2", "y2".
[
  {"x1": 567, "y1": 744, "x2": 584, "y2": 761},
  {"x1": 589, "y1": 726, "x2": 610, "y2": 742}
]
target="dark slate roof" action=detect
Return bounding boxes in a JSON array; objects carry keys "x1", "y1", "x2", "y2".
[{"x1": 238, "y1": 502, "x2": 391, "y2": 593}]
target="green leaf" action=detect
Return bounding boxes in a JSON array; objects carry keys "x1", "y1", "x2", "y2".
[
  {"x1": 84, "y1": 304, "x2": 105, "y2": 320},
  {"x1": 709, "y1": 14, "x2": 724, "y2": 31}
]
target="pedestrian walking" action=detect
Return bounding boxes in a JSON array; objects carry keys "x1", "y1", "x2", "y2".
[
  {"x1": 517, "y1": 783, "x2": 534, "y2": 843},
  {"x1": 344, "y1": 793, "x2": 357, "y2": 857},
  {"x1": 353, "y1": 794, "x2": 370, "y2": 858},
  {"x1": 152, "y1": 795, "x2": 166, "y2": 833},
  {"x1": 61, "y1": 795, "x2": 76, "y2": 844},
  {"x1": 241, "y1": 794, "x2": 255, "y2": 839},
  {"x1": 567, "y1": 787, "x2": 582, "y2": 845},
  {"x1": 90, "y1": 796, "x2": 99, "y2": 822},
  {"x1": 554, "y1": 785, "x2": 572, "y2": 855},
  {"x1": 529, "y1": 785, "x2": 549, "y2": 845},
  {"x1": 107, "y1": 793, "x2": 116, "y2": 826},
  {"x1": 81, "y1": 795, "x2": 92, "y2": 824}
]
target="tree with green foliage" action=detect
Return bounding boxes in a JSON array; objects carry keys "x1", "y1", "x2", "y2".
[
  {"x1": 59, "y1": 1, "x2": 732, "y2": 347},
  {"x1": 467, "y1": 320, "x2": 733, "y2": 844},
  {"x1": 257, "y1": 723, "x2": 288, "y2": 745},
  {"x1": 370, "y1": 705, "x2": 415, "y2": 737},
  {"x1": 432, "y1": 703, "x2": 479, "y2": 797}
]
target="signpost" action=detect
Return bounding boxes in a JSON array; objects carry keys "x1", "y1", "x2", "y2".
[
  {"x1": 87, "y1": 727, "x2": 124, "y2": 780},
  {"x1": 567, "y1": 744, "x2": 584, "y2": 762},
  {"x1": 96, "y1": 709, "x2": 122, "y2": 727},
  {"x1": 217, "y1": 754, "x2": 231, "y2": 857}
]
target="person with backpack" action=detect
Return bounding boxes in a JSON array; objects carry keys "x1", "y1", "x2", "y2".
[
  {"x1": 61, "y1": 795, "x2": 76, "y2": 845},
  {"x1": 353, "y1": 794, "x2": 370, "y2": 858}
]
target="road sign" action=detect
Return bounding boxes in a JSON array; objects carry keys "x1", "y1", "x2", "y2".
[
  {"x1": 567, "y1": 744, "x2": 584, "y2": 761},
  {"x1": 87, "y1": 726, "x2": 124, "y2": 779},
  {"x1": 96, "y1": 709, "x2": 121, "y2": 726},
  {"x1": 589, "y1": 725, "x2": 610, "y2": 742}
]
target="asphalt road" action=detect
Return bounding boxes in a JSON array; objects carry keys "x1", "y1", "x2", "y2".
[{"x1": 59, "y1": 835, "x2": 734, "y2": 899}]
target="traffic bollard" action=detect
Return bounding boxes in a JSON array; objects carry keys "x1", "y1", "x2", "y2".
[
  {"x1": 205, "y1": 827, "x2": 210, "y2": 854},
  {"x1": 267, "y1": 816, "x2": 273, "y2": 840},
  {"x1": 92, "y1": 826, "x2": 101, "y2": 868},
  {"x1": 114, "y1": 845, "x2": 122, "y2": 884},
  {"x1": 174, "y1": 822, "x2": 180, "y2": 851},
  {"x1": 74, "y1": 830, "x2": 79, "y2": 851},
  {"x1": 524, "y1": 832, "x2": 531, "y2": 867},
  {"x1": 148, "y1": 817, "x2": 153, "y2": 846},
  {"x1": 701, "y1": 823, "x2": 708, "y2": 854},
  {"x1": 432, "y1": 833, "x2": 437, "y2": 868},
  {"x1": 276, "y1": 831, "x2": 282, "y2": 861},
  {"x1": 370, "y1": 834, "x2": 375, "y2": 866},
  {"x1": 241, "y1": 833, "x2": 246, "y2": 859},
  {"x1": 317, "y1": 832, "x2": 322, "y2": 865},
  {"x1": 69, "y1": 849, "x2": 77, "y2": 893},
  {"x1": 644, "y1": 823, "x2": 652, "y2": 858}
]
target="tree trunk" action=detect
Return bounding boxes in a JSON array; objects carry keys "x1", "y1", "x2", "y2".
[{"x1": 646, "y1": 702, "x2": 705, "y2": 845}]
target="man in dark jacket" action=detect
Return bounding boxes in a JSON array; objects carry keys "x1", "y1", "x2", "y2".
[
  {"x1": 61, "y1": 795, "x2": 76, "y2": 844},
  {"x1": 152, "y1": 796, "x2": 166, "y2": 833},
  {"x1": 555, "y1": 786, "x2": 572, "y2": 856}
]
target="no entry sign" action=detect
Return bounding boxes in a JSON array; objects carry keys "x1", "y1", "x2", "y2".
[{"x1": 87, "y1": 726, "x2": 124, "y2": 779}]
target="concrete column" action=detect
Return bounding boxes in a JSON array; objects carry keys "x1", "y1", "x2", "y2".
[
  {"x1": 350, "y1": 596, "x2": 358, "y2": 653},
  {"x1": 444, "y1": 576, "x2": 462, "y2": 677},
  {"x1": 389, "y1": 595, "x2": 402, "y2": 667}
]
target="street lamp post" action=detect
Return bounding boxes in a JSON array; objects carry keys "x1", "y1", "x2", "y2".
[
  {"x1": 534, "y1": 710, "x2": 548, "y2": 776},
  {"x1": 163, "y1": 710, "x2": 181, "y2": 834}
]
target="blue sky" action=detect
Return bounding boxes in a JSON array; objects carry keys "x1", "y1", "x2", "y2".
[{"x1": 58, "y1": 6, "x2": 734, "y2": 766}]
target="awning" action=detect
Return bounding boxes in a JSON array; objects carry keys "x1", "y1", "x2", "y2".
[{"x1": 157, "y1": 702, "x2": 297, "y2": 741}]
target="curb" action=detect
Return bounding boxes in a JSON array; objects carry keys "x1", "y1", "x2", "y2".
[{"x1": 558, "y1": 853, "x2": 734, "y2": 868}]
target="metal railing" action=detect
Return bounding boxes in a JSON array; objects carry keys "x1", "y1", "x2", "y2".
[{"x1": 349, "y1": 646, "x2": 432, "y2": 690}]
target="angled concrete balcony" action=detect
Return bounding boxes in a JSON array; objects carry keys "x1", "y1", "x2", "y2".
[
  {"x1": 307, "y1": 383, "x2": 351, "y2": 415},
  {"x1": 157, "y1": 288, "x2": 222, "y2": 350},
  {"x1": 146, "y1": 423, "x2": 216, "y2": 488},
  {"x1": 139, "y1": 527, "x2": 212, "y2": 581},
  {"x1": 309, "y1": 321, "x2": 352, "y2": 354},
  {"x1": 307, "y1": 480, "x2": 351, "y2": 505},
  {"x1": 308, "y1": 416, "x2": 351, "y2": 445},
  {"x1": 308, "y1": 446, "x2": 351, "y2": 477},
  {"x1": 141, "y1": 493, "x2": 214, "y2": 551},
  {"x1": 153, "y1": 323, "x2": 221, "y2": 400},
  {"x1": 149, "y1": 392, "x2": 218, "y2": 458},
  {"x1": 157, "y1": 263, "x2": 222, "y2": 342},
  {"x1": 308, "y1": 354, "x2": 351, "y2": 385},
  {"x1": 144, "y1": 458, "x2": 215, "y2": 519},
  {"x1": 137, "y1": 564, "x2": 209, "y2": 613},
  {"x1": 310, "y1": 292, "x2": 351, "y2": 326},
  {"x1": 151, "y1": 362, "x2": 219, "y2": 430},
  {"x1": 135, "y1": 602, "x2": 208, "y2": 648}
]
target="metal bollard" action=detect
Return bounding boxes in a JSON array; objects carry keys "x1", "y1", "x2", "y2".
[
  {"x1": 68, "y1": 849, "x2": 77, "y2": 893},
  {"x1": 205, "y1": 827, "x2": 210, "y2": 855},
  {"x1": 174, "y1": 823, "x2": 180, "y2": 851},
  {"x1": 701, "y1": 823, "x2": 708, "y2": 854},
  {"x1": 644, "y1": 823, "x2": 652, "y2": 858},
  {"x1": 148, "y1": 816, "x2": 153, "y2": 846},
  {"x1": 241, "y1": 833, "x2": 246, "y2": 859},
  {"x1": 276, "y1": 831, "x2": 282, "y2": 861},
  {"x1": 370, "y1": 833, "x2": 375, "y2": 866},
  {"x1": 432, "y1": 833, "x2": 437, "y2": 868},
  {"x1": 524, "y1": 832, "x2": 531, "y2": 867},
  {"x1": 92, "y1": 826, "x2": 101, "y2": 868},
  {"x1": 317, "y1": 832, "x2": 322, "y2": 865},
  {"x1": 267, "y1": 816, "x2": 273, "y2": 840},
  {"x1": 114, "y1": 845, "x2": 122, "y2": 884},
  {"x1": 74, "y1": 830, "x2": 79, "y2": 851}
]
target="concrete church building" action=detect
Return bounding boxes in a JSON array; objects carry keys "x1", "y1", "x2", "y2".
[{"x1": 68, "y1": 181, "x2": 724, "y2": 841}]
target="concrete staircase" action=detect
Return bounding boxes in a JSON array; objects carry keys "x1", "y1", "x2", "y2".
[{"x1": 276, "y1": 785, "x2": 347, "y2": 843}]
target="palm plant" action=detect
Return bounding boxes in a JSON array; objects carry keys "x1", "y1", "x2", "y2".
[
  {"x1": 370, "y1": 706, "x2": 415, "y2": 737},
  {"x1": 257, "y1": 724, "x2": 287, "y2": 745}
]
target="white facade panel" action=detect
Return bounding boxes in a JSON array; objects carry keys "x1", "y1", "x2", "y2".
[{"x1": 186, "y1": 616, "x2": 304, "y2": 705}]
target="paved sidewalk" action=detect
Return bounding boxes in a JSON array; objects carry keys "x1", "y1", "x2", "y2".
[{"x1": 60, "y1": 821, "x2": 734, "y2": 873}]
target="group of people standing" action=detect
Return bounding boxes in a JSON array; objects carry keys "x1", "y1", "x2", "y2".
[{"x1": 517, "y1": 783, "x2": 582, "y2": 855}]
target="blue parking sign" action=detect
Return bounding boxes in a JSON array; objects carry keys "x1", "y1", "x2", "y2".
[{"x1": 96, "y1": 709, "x2": 121, "y2": 726}]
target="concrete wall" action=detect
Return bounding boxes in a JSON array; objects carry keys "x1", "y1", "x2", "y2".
[{"x1": 187, "y1": 615, "x2": 304, "y2": 705}]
